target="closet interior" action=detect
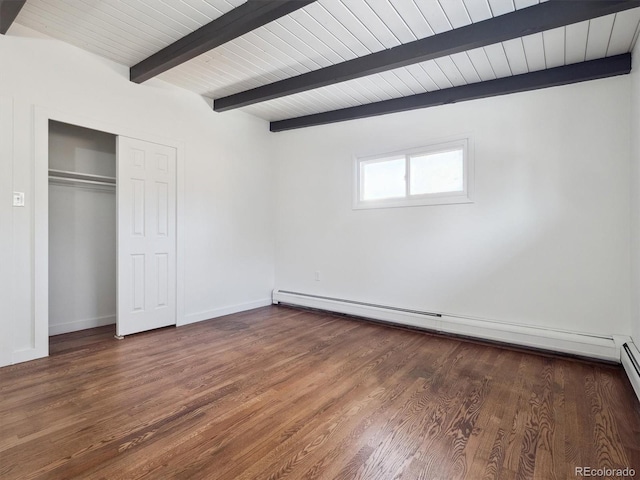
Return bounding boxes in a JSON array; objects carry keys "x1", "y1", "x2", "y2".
[{"x1": 48, "y1": 121, "x2": 117, "y2": 336}]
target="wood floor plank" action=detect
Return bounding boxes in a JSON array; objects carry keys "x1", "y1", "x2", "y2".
[{"x1": 0, "y1": 305, "x2": 639, "y2": 479}]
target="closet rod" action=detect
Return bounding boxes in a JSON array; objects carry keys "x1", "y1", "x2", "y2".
[
  {"x1": 48, "y1": 168, "x2": 115, "y2": 183},
  {"x1": 48, "y1": 175, "x2": 116, "y2": 187}
]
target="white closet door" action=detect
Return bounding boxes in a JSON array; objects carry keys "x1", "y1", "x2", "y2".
[{"x1": 117, "y1": 136, "x2": 177, "y2": 337}]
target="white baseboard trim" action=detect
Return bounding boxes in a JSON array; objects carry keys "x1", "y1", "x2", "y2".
[
  {"x1": 49, "y1": 315, "x2": 116, "y2": 336},
  {"x1": 621, "y1": 342, "x2": 640, "y2": 403},
  {"x1": 272, "y1": 290, "x2": 620, "y2": 363},
  {"x1": 181, "y1": 298, "x2": 272, "y2": 326}
]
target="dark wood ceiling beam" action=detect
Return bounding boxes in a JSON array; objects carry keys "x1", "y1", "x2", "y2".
[
  {"x1": 216, "y1": 0, "x2": 640, "y2": 112},
  {"x1": 0, "y1": 0, "x2": 26, "y2": 34},
  {"x1": 130, "y1": 0, "x2": 316, "y2": 84},
  {"x1": 269, "y1": 54, "x2": 631, "y2": 132}
]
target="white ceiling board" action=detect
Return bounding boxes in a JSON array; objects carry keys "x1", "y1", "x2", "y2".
[
  {"x1": 450, "y1": 52, "x2": 482, "y2": 84},
  {"x1": 543, "y1": 27, "x2": 565, "y2": 68},
  {"x1": 339, "y1": 0, "x2": 401, "y2": 48},
  {"x1": 285, "y1": 89, "x2": 345, "y2": 116},
  {"x1": 303, "y1": 88, "x2": 348, "y2": 111},
  {"x1": 404, "y1": 64, "x2": 441, "y2": 92},
  {"x1": 421, "y1": 60, "x2": 454, "y2": 89},
  {"x1": 319, "y1": 0, "x2": 387, "y2": 51},
  {"x1": 366, "y1": 71, "x2": 402, "y2": 98},
  {"x1": 565, "y1": 21, "x2": 589, "y2": 65},
  {"x1": 503, "y1": 38, "x2": 529, "y2": 75},
  {"x1": 484, "y1": 43, "x2": 512, "y2": 78},
  {"x1": 367, "y1": 0, "x2": 416, "y2": 44},
  {"x1": 287, "y1": 9, "x2": 360, "y2": 62},
  {"x1": 260, "y1": 21, "x2": 334, "y2": 69},
  {"x1": 389, "y1": 68, "x2": 429, "y2": 95},
  {"x1": 435, "y1": 56, "x2": 467, "y2": 86},
  {"x1": 488, "y1": 0, "x2": 515, "y2": 17},
  {"x1": 585, "y1": 14, "x2": 615, "y2": 61},
  {"x1": 17, "y1": 0, "x2": 239, "y2": 66},
  {"x1": 231, "y1": 37, "x2": 306, "y2": 78},
  {"x1": 150, "y1": 0, "x2": 215, "y2": 26},
  {"x1": 340, "y1": 77, "x2": 388, "y2": 103},
  {"x1": 17, "y1": 2, "x2": 145, "y2": 65},
  {"x1": 415, "y1": 1, "x2": 453, "y2": 34},
  {"x1": 134, "y1": 0, "x2": 208, "y2": 32},
  {"x1": 463, "y1": 0, "x2": 493, "y2": 23},
  {"x1": 378, "y1": 70, "x2": 418, "y2": 96},
  {"x1": 158, "y1": 68, "x2": 216, "y2": 96},
  {"x1": 247, "y1": 27, "x2": 323, "y2": 72},
  {"x1": 187, "y1": 49, "x2": 284, "y2": 92},
  {"x1": 633, "y1": 16, "x2": 640, "y2": 51},
  {"x1": 208, "y1": 0, "x2": 246, "y2": 10},
  {"x1": 268, "y1": 14, "x2": 346, "y2": 65},
  {"x1": 12, "y1": 0, "x2": 640, "y2": 123},
  {"x1": 214, "y1": 43, "x2": 289, "y2": 83},
  {"x1": 27, "y1": 0, "x2": 163, "y2": 56},
  {"x1": 439, "y1": 0, "x2": 472, "y2": 29},
  {"x1": 258, "y1": 90, "x2": 326, "y2": 118},
  {"x1": 303, "y1": 2, "x2": 371, "y2": 57},
  {"x1": 169, "y1": 0, "x2": 228, "y2": 21},
  {"x1": 466, "y1": 47, "x2": 497, "y2": 81},
  {"x1": 388, "y1": 0, "x2": 435, "y2": 39},
  {"x1": 608, "y1": 9, "x2": 640, "y2": 56},
  {"x1": 91, "y1": 2, "x2": 187, "y2": 38},
  {"x1": 514, "y1": 0, "x2": 539, "y2": 9},
  {"x1": 241, "y1": 97, "x2": 308, "y2": 122},
  {"x1": 331, "y1": 83, "x2": 372, "y2": 105},
  {"x1": 352, "y1": 76, "x2": 396, "y2": 102},
  {"x1": 521, "y1": 32, "x2": 546, "y2": 71},
  {"x1": 64, "y1": 1, "x2": 173, "y2": 47},
  {"x1": 161, "y1": 69, "x2": 249, "y2": 99}
]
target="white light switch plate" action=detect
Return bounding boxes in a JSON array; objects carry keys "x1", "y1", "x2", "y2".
[{"x1": 12, "y1": 192, "x2": 24, "y2": 207}]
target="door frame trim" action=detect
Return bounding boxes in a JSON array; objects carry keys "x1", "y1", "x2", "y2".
[
  {"x1": 33, "y1": 106, "x2": 185, "y2": 360},
  {"x1": 0, "y1": 97, "x2": 14, "y2": 366}
]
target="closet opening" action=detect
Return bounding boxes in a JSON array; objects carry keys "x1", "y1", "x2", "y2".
[{"x1": 48, "y1": 120, "x2": 117, "y2": 343}]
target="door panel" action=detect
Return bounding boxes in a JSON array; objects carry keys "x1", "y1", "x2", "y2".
[{"x1": 117, "y1": 136, "x2": 176, "y2": 337}]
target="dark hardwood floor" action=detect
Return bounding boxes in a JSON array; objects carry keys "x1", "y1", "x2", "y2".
[{"x1": 1, "y1": 305, "x2": 639, "y2": 479}]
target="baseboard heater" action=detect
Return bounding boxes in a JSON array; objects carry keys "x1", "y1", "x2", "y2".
[
  {"x1": 276, "y1": 290, "x2": 442, "y2": 318},
  {"x1": 622, "y1": 342, "x2": 640, "y2": 403},
  {"x1": 272, "y1": 289, "x2": 621, "y2": 363}
]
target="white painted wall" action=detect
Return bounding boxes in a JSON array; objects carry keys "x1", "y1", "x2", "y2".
[
  {"x1": 274, "y1": 77, "x2": 632, "y2": 337},
  {"x1": 631, "y1": 41, "x2": 640, "y2": 346},
  {"x1": 48, "y1": 122, "x2": 117, "y2": 335},
  {"x1": 0, "y1": 25, "x2": 275, "y2": 365}
]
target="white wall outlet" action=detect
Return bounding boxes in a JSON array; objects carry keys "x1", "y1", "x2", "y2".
[
  {"x1": 314, "y1": 271, "x2": 321, "y2": 281},
  {"x1": 12, "y1": 192, "x2": 25, "y2": 207}
]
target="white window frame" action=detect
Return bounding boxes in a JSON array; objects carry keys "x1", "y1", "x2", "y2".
[{"x1": 353, "y1": 137, "x2": 473, "y2": 210}]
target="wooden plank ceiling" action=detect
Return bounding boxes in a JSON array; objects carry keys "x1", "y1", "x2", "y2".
[{"x1": 10, "y1": 0, "x2": 640, "y2": 127}]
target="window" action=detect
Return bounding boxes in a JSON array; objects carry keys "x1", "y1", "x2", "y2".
[{"x1": 353, "y1": 138, "x2": 472, "y2": 209}]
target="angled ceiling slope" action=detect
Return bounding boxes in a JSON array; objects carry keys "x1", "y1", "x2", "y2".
[
  {"x1": 8, "y1": 0, "x2": 640, "y2": 131},
  {"x1": 215, "y1": 0, "x2": 640, "y2": 112},
  {"x1": 130, "y1": 0, "x2": 317, "y2": 83},
  {"x1": 270, "y1": 54, "x2": 631, "y2": 131}
]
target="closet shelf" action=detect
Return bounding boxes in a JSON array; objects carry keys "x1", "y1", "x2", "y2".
[{"x1": 48, "y1": 169, "x2": 115, "y2": 187}]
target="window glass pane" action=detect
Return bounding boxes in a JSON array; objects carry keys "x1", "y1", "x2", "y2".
[
  {"x1": 362, "y1": 157, "x2": 406, "y2": 200},
  {"x1": 410, "y1": 149, "x2": 464, "y2": 195}
]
